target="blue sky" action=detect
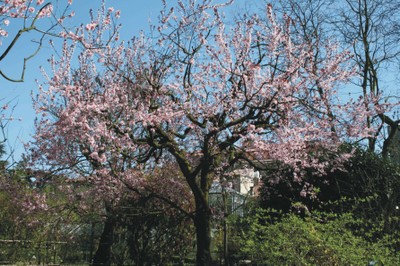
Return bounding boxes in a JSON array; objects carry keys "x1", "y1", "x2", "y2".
[
  {"x1": 2, "y1": 0, "x2": 394, "y2": 162},
  {"x1": 0, "y1": 0, "x2": 164, "y2": 162},
  {"x1": 0, "y1": 0, "x2": 257, "y2": 162}
]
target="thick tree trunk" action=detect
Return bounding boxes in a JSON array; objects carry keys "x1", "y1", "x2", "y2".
[
  {"x1": 91, "y1": 218, "x2": 115, "y2": 266},
  {"x1": 194, "y1": 202, "x2": 212, "y2": 266}
]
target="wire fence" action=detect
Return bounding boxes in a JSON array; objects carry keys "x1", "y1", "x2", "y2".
[{"x1": 0, "y1": 240, "x2": 93, "y2": 265}]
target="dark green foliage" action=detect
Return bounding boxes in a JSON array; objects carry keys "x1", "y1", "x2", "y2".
[
  {"x1": 2, "y1": 143, "x2": 399, "y2": 264},
  {"x1": 260, "y1": 146, "x2": 400, "y2": 238},
  {"x1": 111, "y1": 199, "x2": 194, "y2": 265},
  {"x1": 250, "y1": 145, "x2": 400, "y2": 265},
  {"x1": 230, "y1": 208, "x2": 400, "y2": 266}
]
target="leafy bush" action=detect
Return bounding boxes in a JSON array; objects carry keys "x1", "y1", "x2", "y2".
[
  {"x1": 259, "y1": 146, "x2": 400, "y2": 247},
  {"x1": 233, "y1": 209, "x2": 400, "y2": 266}
]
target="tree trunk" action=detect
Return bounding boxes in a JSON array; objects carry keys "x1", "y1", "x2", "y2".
[
  {"x1": 92, "y1": 218, "x2": 115, "y2": 266},
  {"x1": 194, "y1": 202, "x2": 212, "y2": 266},
  {"x1": 222, "y1": 188, "x2": 229, "y2": 266}
]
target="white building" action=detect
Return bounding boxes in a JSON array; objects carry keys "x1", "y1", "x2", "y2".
[
  {"x1": 231, "y1": 168, "x2": 261, "y2": 196},
  {"x1": 209, "y1": 168, "x2": 262, "y2": 216}
]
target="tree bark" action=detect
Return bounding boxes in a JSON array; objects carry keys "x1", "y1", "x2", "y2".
[
  {"x1": 92, "y1": 218, "x2": 115, "y2": 266},
  {"x1": 194, "y1": 201, "x2": 212, "y2": 266}
]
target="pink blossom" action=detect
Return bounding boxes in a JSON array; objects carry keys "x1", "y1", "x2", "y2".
[
  {"x1": 37, "y1": 4, "x2": 53, "y2": 17},
  {"x1": 115, "y1": 10, "x2": 121, "y2": 18},
  {"x1": 85, "y1": 22, "x2": 97, "y2": 31},
  {"x1": 0, "y1": 29, "x2": 8, "y2": 36}
]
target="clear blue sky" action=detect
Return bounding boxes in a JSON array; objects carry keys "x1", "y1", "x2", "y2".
[{"x1": 0, "y1": 0, "x2": 164, "y2": 162}]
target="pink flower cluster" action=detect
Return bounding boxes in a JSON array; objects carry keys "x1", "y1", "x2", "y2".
[
  {"x1": 30, "y1": 0, "x2": 391, "y2": 213},
  {"x1": 0, "y1": 0, "x2": 73, "y2": 45}
]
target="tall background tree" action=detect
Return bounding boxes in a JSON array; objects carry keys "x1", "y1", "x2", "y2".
[
  {"x1": 29, "y1": 0, "x2": 389, "y2": 264},
  {"x1": 274, "y1": 0, "x2": 400, "y2": 156},
  {"x1": 336, "y1": 0, "x2": 400, "y2": 156}
]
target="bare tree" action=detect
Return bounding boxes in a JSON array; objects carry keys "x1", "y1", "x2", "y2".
[
  {"x1": 274, "y1": 0, "x2": 400, "y2": 155},
  {"x1": 335, "y1": 0, "x2": 400, "y2": 154}
]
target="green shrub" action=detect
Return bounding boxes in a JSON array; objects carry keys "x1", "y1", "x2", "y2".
[{"x1": 234, "y1": 209, "x2": 400, "y2": 266}]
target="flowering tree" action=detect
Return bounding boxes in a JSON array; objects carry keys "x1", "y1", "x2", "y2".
[
  {"x1": 0, "y1": 0, "x2": 73, "y2": 82},
  {"x1": 30, "y1": 0, "x2": 384, "y2": 264}
]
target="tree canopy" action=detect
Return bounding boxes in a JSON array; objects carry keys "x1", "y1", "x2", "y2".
[{"x1": 28, "y1": 0, "x2": 391, "y2": 264}]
